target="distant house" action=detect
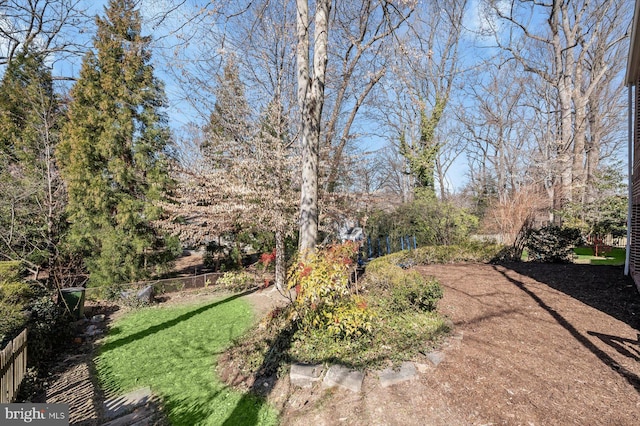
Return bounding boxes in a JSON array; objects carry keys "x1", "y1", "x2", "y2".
[{"x1": 626, "y1": 0, "x2": 640, "y2": 291}]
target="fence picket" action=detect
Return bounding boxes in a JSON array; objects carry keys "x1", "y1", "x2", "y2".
[{"x1": 0, "y1": 329, "x2": 27, "y2": 403}]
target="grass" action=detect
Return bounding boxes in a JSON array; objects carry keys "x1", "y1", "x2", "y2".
[
  {"x1": 95, "y1": 292, "x2": 279, "y2": 426},
  {"x1": 572, "y1": 246, "x2": 626, "y2": 265}
]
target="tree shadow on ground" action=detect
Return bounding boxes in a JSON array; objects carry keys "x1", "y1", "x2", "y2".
[
  {"x1": 587, "y1": 331, "x2": 640, "y2": 362},
  {"x1": 498, "y1": 263, "x2": 640, "y2": 330},
  {"x1": 220, "y1": 320, "x2": 298, "y2": 425},
  {"x1": 493, "y1": 263, "x2": 640, "y2": 393},
  {"x1": 217, "y1": 305, "x2": 390, "y2": 425}
]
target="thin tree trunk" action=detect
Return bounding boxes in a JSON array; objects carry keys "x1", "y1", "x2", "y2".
[
  {"x1": 274, "y1": 227, "x2": 286, "y2": 293},
  {"x1": 572, "y1": 96, "x2": 588, "y2": 204}
]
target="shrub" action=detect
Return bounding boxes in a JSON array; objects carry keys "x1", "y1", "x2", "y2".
[
  {"x1": 226, "y1": 244, "x2": 451, "y2": 375},
  {"x1": 367, "y1": 241, "x2": 503, "y2": 268},
  {"x1": 259, "y1": 249, "x2": 277, "y2": 272},
  {"x1": 367, "y1": 191, "x2": 478, "y2": 247},
  {"x1": 288, "y1": 242, "x2": 374, "y2": 340},
  {"x1": 0, "y1": 302, "x2": 28, "y2": 345},
  {"x1": 490, "y1": 245, "x2": 523, "y2": 262},
  {"x1": 27, "y1": 293, "x2": 72, "y2": 368},
  {"x1": 0, "y1": 267, "x2": 33, "y2": 344},
  {"x1": 0, "y1": 281, "x2": 71, "y2": 369},
  {"x1": 390, "y1": 272, "x2": 443, "y2": 312},
  {"x1": 364, "y1": 261, "x2": 443, "y2": 313},
  {"x1": 217, "y1": 271, "x2": 255, "y2": 291},
  {"x1": 526, "y1": 225, "x2": 583, "y2": 263},
  {"x1": 363, "y1": 261, "x2": 405, "y2": 290},
  {"x1": 0, "y1": 261, "x2": 23, "y2": 282}
]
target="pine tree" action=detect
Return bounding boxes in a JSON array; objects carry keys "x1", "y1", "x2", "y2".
[
  {"x1": 57, "y1": 0, "x2": 177, "y2": 286},
  {"x1": 204, "y1": 55, "x2": 251, "y2": 160},
  {"x1": 0, "y1": 50, "x2": 63, "y2": 278}
]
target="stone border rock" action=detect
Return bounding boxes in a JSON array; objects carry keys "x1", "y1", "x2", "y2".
[
  {"x1": 323, "y1": 365, "x2": 365, "y2": 393},
  {"x1": 289, "y1": 330, "x2": 464, "y2": 393}
]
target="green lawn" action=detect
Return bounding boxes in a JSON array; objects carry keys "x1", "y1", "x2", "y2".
[
  {"x1": 95, "y1": 293, "x2": 278, "y2": 426},
  {"x1": 572, "y1": 246, "x2": 626, "y2": 265}
]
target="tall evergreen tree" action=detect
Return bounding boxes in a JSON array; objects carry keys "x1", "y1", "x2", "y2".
[
  {"x1": 0, "y1": 50, "x2": 63, "y2": 278},
  {"x1": 57, "y1": 0, "x2": 177, "y2": 286},
  {"x1": 203, "y1": 55, "x2": 251, "y2": 159}
]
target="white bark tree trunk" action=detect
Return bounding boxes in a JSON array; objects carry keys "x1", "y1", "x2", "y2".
[
  {"x1": 274, "y1": 227, "x2": 286, "y2": 292},
  {"x1": 297, "y1": 0, "x2": 330, "y2": 253}
]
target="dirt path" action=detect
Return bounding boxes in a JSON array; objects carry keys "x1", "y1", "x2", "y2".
[{"x1": 280, "y1": 263, "x2": 640, "y2": 425}]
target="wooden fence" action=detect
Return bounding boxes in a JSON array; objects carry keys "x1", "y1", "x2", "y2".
[
  {"x1": 147, "y1": 272, "x2": 224, "y2": 293},
  {"x1": 0, "y1": 328, "x2": 27, "y2": 403},
  {"x1": 83, "y1": 272, "x2": 225, "y2": 299}
]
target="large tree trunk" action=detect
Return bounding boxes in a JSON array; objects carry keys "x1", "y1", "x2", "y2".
[{"x1": 297, "y1": 0, "x2": 330, "y2": 253}]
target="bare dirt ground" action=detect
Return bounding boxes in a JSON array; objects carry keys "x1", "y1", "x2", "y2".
[
  {"x1": 42, "y1": 261, "x2": 640, "y2": 425},
  {"x1": 273, "y1": 263, "x2": 640, "y2": 426}
]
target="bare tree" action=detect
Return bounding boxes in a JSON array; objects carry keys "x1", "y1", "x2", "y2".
[
  {"x1": 458, "y1": 60, "x2": 531, "y2": 204},
  {"x1": 0, "y1": 52, "x2": 64, "y2": 279},
  {"x1": 372, "y1": 144, "x2": 412, "y2": 202},
  {"x1": 321, "y1": 0, "x2": 413, "y2": 193},
  {"x1": 376, "y1": 0, "x2": 467, "y2": 199},
  {"x1": 489, "y1": 0, "x2": 630, "y2": 215},
  {"x1": 0, "y1": 0, "x2": 91, "y2": 71}
]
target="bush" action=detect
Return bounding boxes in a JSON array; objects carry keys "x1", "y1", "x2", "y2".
[
  {"x1": 224, "y1": 244, "x2": 451, "y2": 375},
  {"x1": 0, "y1": 266, "x2": 33, "y2": 344},
  {"x1": 303, "y1": 297, "x2": 374, "y2": 339},
  {"x1": 0, "y1": 262, "x2": 72, "y2": 402},
  {"x1": 526, "y1": 225, "x2": 583, "y2": 263},
  {"x1": 367, "y1": 192, "x2": 479, "y2": 247},
  {"x1": 217, "y1": 271, "x2": 255, "y2": 291},
  {"x1": 391, "y1": 272, "x2": 443, "y2": 312},
  {"x1": 364, "y1": 261, "x2": 443, "y2": 313},
  {"x1": 490, "y1": 245, "x2": 523, "y2": 263},
  {"x1": 0, "y1": 261, "x2": 23, "y2": 282},
  {"x1": 363, "y1": 262, "x2": 404, "y2": 290},
  {"x1": 288, "y1": 242, "x2": 374, "y2": 340},
  {"x1": 0, "y1": 283, "x2": 71, "y2": 370},
  {"x1": 27, "y1": 292, "x2": 72, "y2": 368},
  {"x1": 367, "y1": 241, "x2": 503, "y2": 268},
  {"x1": 0, "y1": 302, "x2": 28, "y2": 345}
]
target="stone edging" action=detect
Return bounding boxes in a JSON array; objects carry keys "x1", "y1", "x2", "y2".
[{"x1": 290, "y1": 330, "x2": 463, "y2": 392}]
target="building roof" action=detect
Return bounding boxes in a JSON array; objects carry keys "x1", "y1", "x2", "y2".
[{"x1": 627, "y1": 0, "x2": 640, "y2": 85}]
